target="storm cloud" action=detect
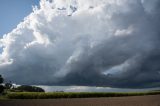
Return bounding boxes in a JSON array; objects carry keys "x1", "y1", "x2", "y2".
[{"x1": 0, "y1": 0, "x2": 160, "y2": 88}]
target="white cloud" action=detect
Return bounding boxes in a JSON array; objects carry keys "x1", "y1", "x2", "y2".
[{"x1": 114, "y1": 26, "x2": 134, "y2": 36}]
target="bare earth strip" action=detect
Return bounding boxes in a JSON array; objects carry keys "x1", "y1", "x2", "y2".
[{"x1": 0, "y1": 95, "x2": 160, "y2": 106}]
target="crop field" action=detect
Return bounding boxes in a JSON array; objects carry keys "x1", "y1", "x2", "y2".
[
  {"x1": 0, "y1": 94, "x2": 160, "y2": 106},
  {"x1": 4, "y1": 91, "x2": 160, "y2": 99}
]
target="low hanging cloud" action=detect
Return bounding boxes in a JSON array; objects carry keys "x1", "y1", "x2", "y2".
[{"x1": 0, "y1": 0, "x2": 160, "y2": 88}]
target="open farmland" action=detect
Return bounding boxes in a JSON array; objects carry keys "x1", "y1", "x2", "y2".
[{"x1": 0, "y1": 94, "x2": 160, "y2": 106}]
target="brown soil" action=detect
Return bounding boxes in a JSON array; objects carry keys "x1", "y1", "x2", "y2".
[{"x1": 0, "y1": 95, "x2": 160, "y2": 106}]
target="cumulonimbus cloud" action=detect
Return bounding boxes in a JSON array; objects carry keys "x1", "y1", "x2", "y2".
[{"x1": 0, "y1": 0, "x2": 160, "y2": 88}]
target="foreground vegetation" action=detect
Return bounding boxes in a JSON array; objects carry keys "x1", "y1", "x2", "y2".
[{"x1": 0, "y1": 91, "x2": 159, "y2": 99}]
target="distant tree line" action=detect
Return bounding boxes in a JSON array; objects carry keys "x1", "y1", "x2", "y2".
[
  {"x1": 13, "y1": 85, "x2": 45, "y2": 92},
  {"x1": 0, "y1": 75, "x2": 45, "y2": 94}
]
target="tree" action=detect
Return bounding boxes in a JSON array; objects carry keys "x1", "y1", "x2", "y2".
[
  {"x1": 0, "y1": 75, "x2": 4, "y2": 94},
  {"x1": 4, "y1": 81, "x2": 13, "y2": 89}
]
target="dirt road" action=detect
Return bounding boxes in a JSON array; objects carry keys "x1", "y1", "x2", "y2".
[{"x1": 0, "y1": 95, "x2": 160, "y2": 106}]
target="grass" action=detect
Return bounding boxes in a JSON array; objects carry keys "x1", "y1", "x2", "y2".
[{"x1": 1, "y1": 91, "x2": 160, "y2": 99}]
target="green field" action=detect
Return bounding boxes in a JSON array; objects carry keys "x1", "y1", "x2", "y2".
[{"x1": 0, "y1": 91, "x2": 159, "y2": 99}]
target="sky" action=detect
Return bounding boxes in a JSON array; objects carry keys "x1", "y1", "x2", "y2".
[
  {"x1": 0, "y1": 0, "x2": 160, "y2": 89},
  {"x1": 38, "y1": 86, "x2": 160, "y2": 92},
  {"x1": 0, "y1": 0, "x2": 39, "y2": 36}
]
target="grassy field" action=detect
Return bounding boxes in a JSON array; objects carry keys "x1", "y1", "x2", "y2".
[{"x1": 0, "y1": 91, "x2": 160, "y2": 99}]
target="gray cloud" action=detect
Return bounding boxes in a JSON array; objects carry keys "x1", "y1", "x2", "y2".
[{"x1": 0, "y1": 0, "x2": 160, "y2": 88}]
